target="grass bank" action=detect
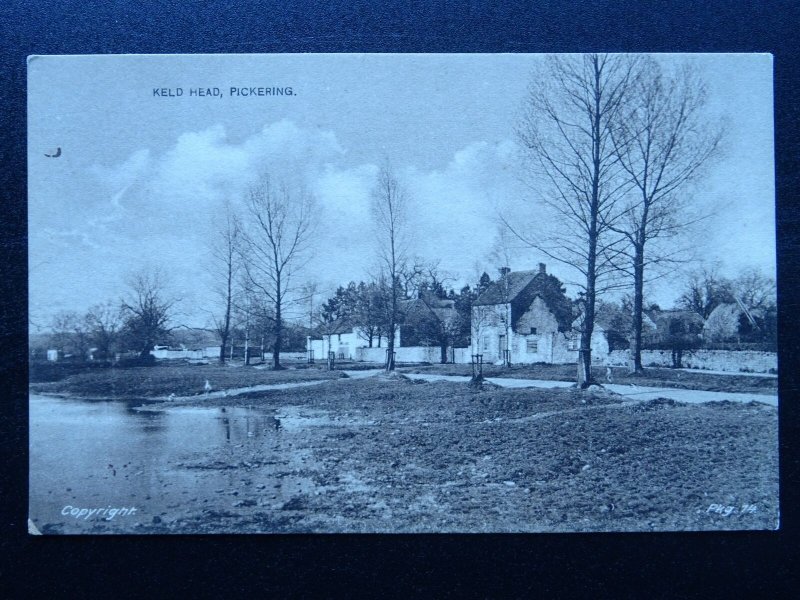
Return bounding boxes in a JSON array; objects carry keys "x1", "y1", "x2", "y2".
[{"x1": 29, "y1": 361, "x2": 344, "y2": 399}]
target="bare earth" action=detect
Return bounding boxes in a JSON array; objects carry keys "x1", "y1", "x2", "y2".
[
  {"x1": 32, "y1": 371, "x2": 778, "y2": 534},
  {"x1": 402, "y1": 363, "x2": 778, "y2": 395}
]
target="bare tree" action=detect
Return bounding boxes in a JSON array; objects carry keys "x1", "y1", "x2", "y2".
[
  {"x1": 209, "y1": 203, "x2": 241, "y2": 364},
  {"x1": 511, "y1": 53, "x2": 641, "y2": 387},
  {"x1": 732, "y1": 267, "x2": 776, "y2": 311},
  {"x1": 611, "y1": 57, "x2": 723, "y2": 372},
  {"x1": 231, "y1": 282, "x2": 267, "y2": 365},
  {"x1": 405, "y1": 262, "x2": 460, "y2": 363},
  {"x1": 353, "y1": 280, "x2": 389, "y2": 348},
  {"x1": 50, "y1": 310, "x2": 91, "y2": 360},
  {"x1": 120, "y1": 268, "x2": 177, "y2": 359},
  {"x1": 678, "y1": 265, "x2": 735, "y2": 319},
  {"x1": 470, "y1": 304, "x2": 494, "y2": 363},
  {"x1": 299, "y1": 281, "x2": 320, "y2": 332},
  {"x1": 371, "y1": 162, "x2": 409, "y2": 371},
  {"x1": 84, "y1": 301, "x2": 123, "y2": 360},
  {"x1": 239, "y1": 173, "x2": 316, "y2": 370}
]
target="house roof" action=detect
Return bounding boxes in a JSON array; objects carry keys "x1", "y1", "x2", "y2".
[
  {"x1": 706, "y1": 302, "x2": 765, "y2": 324},
  {"x1": 402, "y1": 297, "x2": 458, "y2": 323},
  {"x1": 644, "y1": 309, "x2": 705, "y2": 336},
  {"x1": 473, "y1": 270, "x2": 540, "y2": 306}
]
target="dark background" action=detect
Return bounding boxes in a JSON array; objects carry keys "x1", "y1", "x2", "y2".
[{"x1": 1, "y1": 1, "x2": 798, "y2": 596}]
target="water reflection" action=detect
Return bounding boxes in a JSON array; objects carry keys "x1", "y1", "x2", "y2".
[{"x1": 29, "y1": 394, "x2": 286, "y2": 529}]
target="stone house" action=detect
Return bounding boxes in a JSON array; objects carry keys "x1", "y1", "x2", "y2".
[{"x1": 471, "y1": 264, "x2": 578, "y2": 365}]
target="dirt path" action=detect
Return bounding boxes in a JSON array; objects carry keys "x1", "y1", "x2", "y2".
[
  {"x1": 404, "y1": 373, "x2": 778, "y2": 406},
  {"x1": 677, "y1": 368, "x2": 776, "y2": 378}
]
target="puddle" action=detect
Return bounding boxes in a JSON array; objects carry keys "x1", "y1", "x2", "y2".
[
  {"x1": 29, "y1": 394, "x2": 326, "y2": 532},
  {"x1": 275, "y1": 406, "x2": 376, "y2": 430}
]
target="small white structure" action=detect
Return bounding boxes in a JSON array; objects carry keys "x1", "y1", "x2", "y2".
[
  {"x1": 307, "y1": 326, "x2": 400, "y2": 361},
  {"x1": 46, "y1": 349, "x2": 59, "y2": 362}
]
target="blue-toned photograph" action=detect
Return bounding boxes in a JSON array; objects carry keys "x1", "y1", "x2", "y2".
[{"x1": 27, "y1": 53, "x2": 777, "y2": 533}]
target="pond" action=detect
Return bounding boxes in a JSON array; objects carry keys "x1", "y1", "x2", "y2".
[{"x1": 29, "y1": 393, "x2": 314, "y2": 533}]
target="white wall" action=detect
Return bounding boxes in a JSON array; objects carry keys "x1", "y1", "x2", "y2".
[
  {"x1": 356, "y1": 345, "x2": 442, "y2": 363},
  {"x1": 307, "y1": 327, "x2": 399, "y2": 361}
]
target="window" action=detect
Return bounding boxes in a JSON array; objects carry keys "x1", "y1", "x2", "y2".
[
  {"x1": 529, "y1": 327, "x2": 537, "y2": 335},
  {"x1": 482, "y1": 336, "x2": 490, "y2": 351},
  {"x1": 568, "y1": 336, "x2": 579, "y2": 351},
  {"x1": 337, "y1": 334, "x2": 341, "y2": 342},
  {"x1": 526, "y1": 339, "x2": 538, "y2": 353}
]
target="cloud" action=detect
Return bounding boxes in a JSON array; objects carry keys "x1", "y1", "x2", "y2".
[
  {"x1": 405, "y1": 139, "x2": 529, "y2": 279},
  {"x1": 31, "y1": 125, "x2": 540, "y2": 325}
]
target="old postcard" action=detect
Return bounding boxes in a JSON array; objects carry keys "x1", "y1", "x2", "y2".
[{"x1": 28, "y1": 53, "x2": 777, "y2": 534}]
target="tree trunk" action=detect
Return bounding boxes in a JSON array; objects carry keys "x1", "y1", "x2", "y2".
[
  {"x1": 273, "y1": 288, "x2": 283, "y2": 370},
  {"x1": 386, "y1": 323, "x2": 395, "y2": 371},
  {"x1": 577, "y1": 57, "x2": 601, "y2": 390},
  {"x1": 579, "y1": 234, "x2": 597, "y2": 387},
  {"x1": 577, "y1": 349, "x2": 591, "y2": 387},
  {"x1": 219, "y1": 334, "x2": 228, "y2": 364},
  {"x1": 672, "y1": 347, "x2": 683, "y2": 368},
  {"x1": 630, "y1": 243, "x2": 645, "y2": 373},
  {"x1": 387, "y1": 277, "x2": 397, "y2": 372},
  {"x1": 221, "y1": 252, "x2": 233, "y2": 364},
  {"x1": 244, "y1": 326, "x2": 250, "y2": 366}
]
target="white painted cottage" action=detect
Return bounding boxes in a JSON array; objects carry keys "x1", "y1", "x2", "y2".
[{"x1": 307, "y1": 324, "x2": 399, "y2": 361}]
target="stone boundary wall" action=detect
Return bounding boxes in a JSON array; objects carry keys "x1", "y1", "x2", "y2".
[{"x1": 606, "y1": 349, "x2": 777, "y2": 373}]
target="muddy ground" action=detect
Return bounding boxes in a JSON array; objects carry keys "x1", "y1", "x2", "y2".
[
  {"x1": 402, "y1": 363, "x2": 778, "y2": 395},
  {"x1": 35, "y1": 376, "x2": 778, "y2": 534}
]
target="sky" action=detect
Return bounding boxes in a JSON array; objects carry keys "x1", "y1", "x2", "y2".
[{"x1": 28, "y1": 53, "x2": 775, "y2": 331}]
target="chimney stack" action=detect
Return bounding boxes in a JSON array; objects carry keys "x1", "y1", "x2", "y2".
[
  {"x1": 538, "y1": 262, "x2": 546, "y2": 275},
  {"x1": 499, "y1": 266, "x2": 511, "y2": 277}
]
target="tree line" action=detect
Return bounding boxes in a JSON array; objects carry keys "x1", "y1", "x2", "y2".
[
  {"x1": 38, "y1": 54, "x2": 775, "y2": 384},
  {"x1": 508, "y1": 53, "x2": 728, "y2": 385}
]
